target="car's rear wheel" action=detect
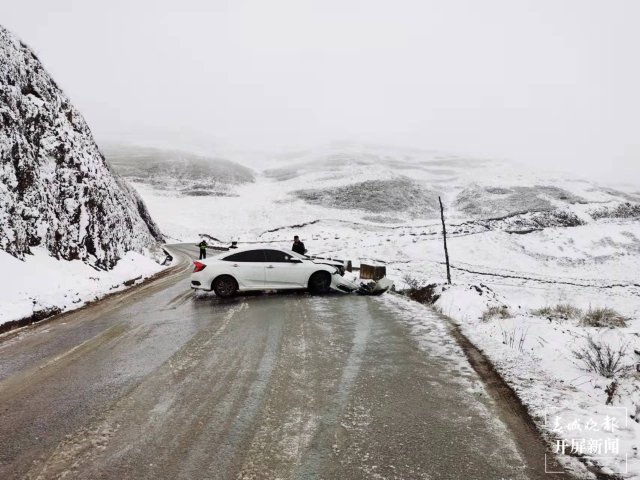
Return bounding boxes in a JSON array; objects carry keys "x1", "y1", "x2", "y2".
[
  {"x1": 212, "y1": 275, "x2": 238, "y2": 298},
  {"x1": 308, "y1": 271, "x2": 331, "y2": 294}
]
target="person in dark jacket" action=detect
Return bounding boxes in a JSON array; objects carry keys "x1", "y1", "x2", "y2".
[
  {"x1": 292, "y1": 235, "x2": 306, "y2": 255},
  {"x1": 198, "y1": 240, "x2": 208, "y2": 259}
]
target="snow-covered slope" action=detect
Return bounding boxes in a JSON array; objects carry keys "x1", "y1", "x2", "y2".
[
  {"x1": 264, "y1": 143, "x2": 638, "y2": 223},
  {"x1": 104, "y1": 144, "x2": 255, "y2": 198},
  {"x1": 0, "y1": 26, "x2": 162, "y2": 269},
  {"x1": 124, "y1": 142, "x2": 638, "y2": 241}
]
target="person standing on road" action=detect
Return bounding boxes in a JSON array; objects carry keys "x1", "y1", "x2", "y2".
[
  {"x1": 198, "y1": 239, "x2": 208, "y2": 260},
  {"x1": 292, "y1": 235, "x2": 306, "y2": 255}
]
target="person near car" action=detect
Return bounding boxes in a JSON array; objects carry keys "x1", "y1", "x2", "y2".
[
  {"x1": 198, "y1": 239, "x2": 208, "y2": 259},
  {"x1": 292, "y1": 235, "x2": 306, "y2": 255}
]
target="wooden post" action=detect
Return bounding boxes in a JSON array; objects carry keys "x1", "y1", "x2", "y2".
[{"x1": 439, "y1": 196, "x2": 452, "y2": 284}]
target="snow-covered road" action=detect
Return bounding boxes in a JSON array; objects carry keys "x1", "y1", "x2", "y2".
[{"x1": 0, "y1": 245, "x2": 566, "y2": 479}]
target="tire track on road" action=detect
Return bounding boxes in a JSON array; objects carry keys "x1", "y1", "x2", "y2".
[
  {"x1": 26, "y1": 301, "x2": 245, "y2": 480},
  {"x1": 234, "y1": 296, "x2": 319, "y2": 480},
  {"x1": 295, "y1": 297, "x2": 372, "y2": 480}
]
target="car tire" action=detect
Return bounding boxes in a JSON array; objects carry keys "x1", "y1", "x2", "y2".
[
  {"x1": 212, "y1": 275, "x2": 238, "y2": 298},
  {"x1": 308, "y1": 271, "x2": 331, "y2": 294}
]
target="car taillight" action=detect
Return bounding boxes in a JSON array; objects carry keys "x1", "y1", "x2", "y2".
[{"x1": 193, "y1": 261, "x2": 206, "y2": 273}]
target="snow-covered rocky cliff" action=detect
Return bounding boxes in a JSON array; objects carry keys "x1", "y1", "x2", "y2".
[{"x1": 0, "y1": 26, "x2": 162, "y2": 268}]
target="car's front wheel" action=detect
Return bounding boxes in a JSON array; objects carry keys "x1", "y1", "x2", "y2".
[
  {"x1": 308, "y1": 271, "x2": 331, "y2": 294},
  {"x1": 212, "y1": 275, "x2": 238, "y2": 298}
]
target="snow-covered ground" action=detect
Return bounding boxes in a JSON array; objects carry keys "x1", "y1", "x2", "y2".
[
  {"x1": 111, "y1": 142, "x2": 639, "y2": 478},
  {"x1": 430, "y1": 283, "x2": 640, "y2": 478},
  {"x1": 0, "y1": 248, "x2": 165, "y2": 330}
]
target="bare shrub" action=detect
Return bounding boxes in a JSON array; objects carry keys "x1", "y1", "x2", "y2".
[
  {"x1": 532, "y1": 306, "x2": 552, "y2": 317},
  {"x1": 482, "y1": 305, "x2": 512, "y2": 322},
  {"x1": 605, "y1": 381, "x2": 618, "y2": 405},
  {"x1": 500, "y1": 325, "x2": 529, "y2": 352},
  {"x1": 402, "y1": 274, "x2": 425, "y2": 291},
  {"x1": 590, "y1": 202, "x2": 640, "y2": 220},
  {"x1": 548, "y1": 210, "x2": 585, "y2": 227},
  {"x1": 532, "y1": 303, "x2": 581, "y2": 320},
  {"x1": 401, "y1": 275, "x2": 440, "y2": 304},
  {"x1": 572, "y1": 336, "x2": 630, "y2": 378},
  {"x1": 579, "y1": 307, "x2": 628, "y2": 328}
]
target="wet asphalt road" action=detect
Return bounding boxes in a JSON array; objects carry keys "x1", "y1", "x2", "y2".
[{"x1": 0, "y1": 245, "x2": 551, "y2": 479}]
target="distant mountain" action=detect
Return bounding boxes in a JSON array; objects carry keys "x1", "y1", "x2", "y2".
[
  {"x1": 103, "y1": 144, "x2": 255, "y2": 197},
  {"x1": 0, "y1": 26, "x2": 162, "y2": 268},
  {"x1": 264, "y1": 143, "x2": 639, "y2": 223}
]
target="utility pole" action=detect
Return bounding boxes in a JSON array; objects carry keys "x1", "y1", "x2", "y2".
[{"x1": 439, "y1": 196, "x2": 452, "y2": 284}]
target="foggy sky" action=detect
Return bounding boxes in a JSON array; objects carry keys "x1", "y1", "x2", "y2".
[{"x1": 3, "y1": 0, "x2": 639, "y2": 183}]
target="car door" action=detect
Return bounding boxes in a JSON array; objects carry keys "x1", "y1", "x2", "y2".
[
  {"x1": 221, "y1": 250, "x2": 266, "y2": 289},
  {"x1": 264, "y1": 249, "x2": 309, "y2": 288}
]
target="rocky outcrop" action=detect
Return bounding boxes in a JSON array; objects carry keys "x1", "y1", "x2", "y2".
[{"x1": 0, "y1": 26, "x2": 162, "y2": 268}]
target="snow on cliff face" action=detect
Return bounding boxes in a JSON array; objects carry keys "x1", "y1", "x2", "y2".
[{"x1": 0, "y1": 26, "x2": 162, "y2": 268}]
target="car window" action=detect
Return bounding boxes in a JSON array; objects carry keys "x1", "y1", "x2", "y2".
[
  {"x1": 222, "y1": 250, "x2": 266, "y2": 262},
  {"x1": 264, "y1": 249, "x2": 294, "y2": 262}
]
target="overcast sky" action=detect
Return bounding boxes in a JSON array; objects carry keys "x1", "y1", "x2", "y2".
[{"x1": 3, "y1": 0, "x2": 639, "y2": 183}]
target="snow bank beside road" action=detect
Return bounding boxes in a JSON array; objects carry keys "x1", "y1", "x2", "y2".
[
  {"x1": 0, "y1": 248, "x2": 165, "y2": 330},
  {"x1": 430, "y1": 283, "x2": 640, "y2": 478}
]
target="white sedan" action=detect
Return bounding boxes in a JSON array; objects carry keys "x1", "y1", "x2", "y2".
[{"x1": 190, "y1": 247, "x2": 354, "y2": 297}]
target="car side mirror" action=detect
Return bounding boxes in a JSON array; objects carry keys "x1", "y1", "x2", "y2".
[{"x1": 289, "y1": 258, "x2": 302, "y2": 263}]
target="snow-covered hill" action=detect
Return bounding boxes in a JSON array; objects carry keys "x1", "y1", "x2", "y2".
[
  {"x1": 0, "y1": 26, "x2": 162, "y2": 269},
  {"x1": 265, "y1": 143, "x2": 639, "y2": 222},
  {"x1": 122, "y1": 142, "x2": 638, "y2": 240},
  {"x1": 0, "y1": 26, "x2": 164, "y2": 328},
  {"x1": 104, "y1": 144, "x2": 255, "y2": 198}
]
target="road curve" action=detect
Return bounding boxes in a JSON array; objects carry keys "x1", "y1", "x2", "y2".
[{"x1": 0, "y1": 244, "x2": 562, "y2": 479}]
